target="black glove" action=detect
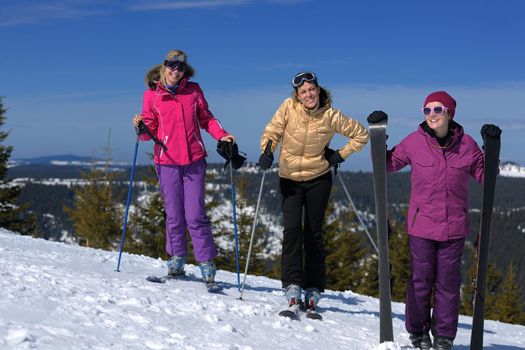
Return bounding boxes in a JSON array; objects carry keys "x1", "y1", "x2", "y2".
[
  {"x1": 325, "y1": 147, "x2": 344, "y2": 167},
  {"x1": 258, "y1": 152, "x2": 274, "y2": 170},
  {"x1": 480, "y1": 124, "x2": 502, "y2": 140},
  {"x1": 216, "y1": 140, "x2": 246, "y2": 170},
  {"x1": 367, "y1": 110, "x2": 388, "y2": 124},
  {"x1": 135, "y1": 121, "x2": 148, "y2": 135},
  {"x1": 217, "y1": 140, "x2": 233, "y2": 160}
]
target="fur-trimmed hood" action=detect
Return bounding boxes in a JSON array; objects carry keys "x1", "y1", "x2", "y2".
[{"x1": 145, "y1": 64, "x2": 162, "y2": 90}]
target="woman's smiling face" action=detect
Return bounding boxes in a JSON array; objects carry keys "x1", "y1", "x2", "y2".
[
  {"x1": 424, "y1": 101, "x2": 450, "y2": 135},
  {"x1": 296, "y1": 81, "x2": 320, "y2": 110}
]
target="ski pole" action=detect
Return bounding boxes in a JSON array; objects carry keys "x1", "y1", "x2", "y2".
[
  {"x1": 335, "y1": 171, "x2": 379, "y2": 254},
  {"x1": 138, "y1": 120, "x2": 168, "y2": 151},
  {"x1": 115, "y1": 133, "x2": 140, "y2": 272},
  {"x1": 228, "y1": 142, "x2": 242, "y2": 291},
  {"x1": 238, "y1": 140, "x2": 272, "y2": 300}
]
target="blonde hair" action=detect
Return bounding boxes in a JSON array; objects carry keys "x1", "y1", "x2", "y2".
[{"x1": 159, "y1": 49, "x2": 195, "y2": 86}]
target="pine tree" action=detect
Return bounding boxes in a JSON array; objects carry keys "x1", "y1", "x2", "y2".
[
  {"x1": 492, "y1": 262, "x2": 525, "y2": 325},
  {"x1": 214, "y1": 170, "x2": 269, "y2": 277},
  {"x1": 357, "y1": 254, "x2": 380, "y2": 297},
  {"x1": 388, "y1": 219, "x2": 411, "y2": 302},
  {"x1": 461, "y1": 242, "x2": 503, "y2": 317},
  {"x1": 126, "y1": 164, "x2": 167, "y2": 259},
  {"x1": 0, "y1": 97, "x2": 36, "y2": 235},
  {"x1": 64, "y1": 143, "x2": 121, "y2": 249},
  {"x1": 325, "y1": 202, "x2": 368, "y2": 292}
]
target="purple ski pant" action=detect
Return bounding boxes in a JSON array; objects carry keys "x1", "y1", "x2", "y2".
[
  {"x1": 156, "y1": 160, "x2": 217, "y2": 262},
  {"x1": 405, "y1": 235, "x2": 465, "y2": 339}
]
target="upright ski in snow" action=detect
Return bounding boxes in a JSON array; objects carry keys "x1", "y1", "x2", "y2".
[
  {"x1": 368, "y1": 119, "x2": 394, "y2": 343},
  {"x1": 470, "y1": 134, "x2": 501, "y2": 350}
]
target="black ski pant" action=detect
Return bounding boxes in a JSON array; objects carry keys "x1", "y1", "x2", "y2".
[{"x1": 279, "y1": 172, "x2": 332, "y2": 292}]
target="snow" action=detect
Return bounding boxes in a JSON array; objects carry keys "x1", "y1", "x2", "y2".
[
  {"x1": 1, "y1": 229, "x2": 524, "y2": 350},
  {"x1": 499, "y1": 162, "x2": 525, "y2": 178}
]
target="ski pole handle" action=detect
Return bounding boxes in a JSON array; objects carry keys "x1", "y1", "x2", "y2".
[
  {"x1": 138, "y1": 120, "x2": 168, "y2": 151},
  {"x1": 264, "y1": 140, "x2": 273, "y2": 155}
]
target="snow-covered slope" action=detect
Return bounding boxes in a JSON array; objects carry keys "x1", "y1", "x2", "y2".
[
  {"x1": 1, "y1": 229, "x2": 524, "y2": 350},
  {"x1": 499, "y1": 161, "x2": 525, "y2": 178}
]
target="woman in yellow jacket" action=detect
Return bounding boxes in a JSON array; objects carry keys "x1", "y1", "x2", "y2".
[{"x1": 258, "y1": 72, "x2": 369, "y2": 312}]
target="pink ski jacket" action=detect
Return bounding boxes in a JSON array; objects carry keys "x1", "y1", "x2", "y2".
[
  {"x1": 387, "y1": 123, "x2": 484, "y2": 241},
  {"x1": 140, "y1": 78, "x2": 229, "y2": 165}
]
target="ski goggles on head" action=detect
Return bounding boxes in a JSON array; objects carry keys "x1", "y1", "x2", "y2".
[
  {"x1": 292, "y1": 72, "x2": 317, "y2": 88},
  {"x1": 164, "y1": 59, "x2": 186, "y2": 71},
  {"x1": 422, "y1": 106, "x2": 448, "y2": 115}
]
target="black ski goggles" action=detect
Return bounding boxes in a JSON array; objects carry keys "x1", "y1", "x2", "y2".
[
  {"x1": 164, "y1": 59, "x2": 186, "y2": 71},
  {"x1": 292, "y1": 72, "x2": 317, "y2": 88}
]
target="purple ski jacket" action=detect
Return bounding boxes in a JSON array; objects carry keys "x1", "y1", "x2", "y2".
[
  {"x1": 387, "y1": 122, "x2": 484, "y2": 241},
  {"x1": 140, "y1": 78, "x2": 229, "y2": 165}
]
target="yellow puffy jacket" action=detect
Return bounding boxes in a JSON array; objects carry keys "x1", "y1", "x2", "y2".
[{"x1": 260, "y1": 89, "x2": 369, "y2": 181}]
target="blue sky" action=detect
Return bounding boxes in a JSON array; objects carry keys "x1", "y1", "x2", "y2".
[{"x1": 2, "y1": 0, "x2": 524, "y2": 171}]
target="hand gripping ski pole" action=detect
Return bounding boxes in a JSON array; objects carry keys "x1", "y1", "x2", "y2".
[
  {"x1": 137, "y1": 120, "x2": 168, "y2": 151},
  {"x1": 238, "y1": 140, "x2": 272, "y2": 300},
  {"x1": 335, "y1": 171, "x2": 379, "y2": 254},
  {"x1": 115, "y1": 133, "x2": 140, "y2": 272}
]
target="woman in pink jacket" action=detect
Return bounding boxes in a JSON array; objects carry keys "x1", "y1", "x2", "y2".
[
  {"x1": 133, "y1": 49, "x2": 235, "y2": 286},
  {"x1": 367, "y1": 91, "x2": 501, "y2": 350}
]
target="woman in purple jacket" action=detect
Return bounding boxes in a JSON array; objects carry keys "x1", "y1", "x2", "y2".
[
  {"x1": 133, "y1": 49, "x2": 235, "y2": 286},
  {"x1": 367, "y1": 91, "x2": 501, "y2": 350}
]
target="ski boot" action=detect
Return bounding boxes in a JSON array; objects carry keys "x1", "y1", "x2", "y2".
[
  {"x1": 199, "y1": 260, "x2": 221, "y2": 293},
  {"x1": 167, "y1": 255, "x2": 186, "y2": 277},
  {"x1": 433, "y1": 336, "x2": 454, "y2": 350},
  {"x1": 304, "y1": 287, "x2": 322, "y2": 320},
  {"x1": 279, "y1": 284, "x2": 302, "y2": 319},
  {"x1": 304, "y1": 287, "x2": 321, "y2": 310},
  {"x1": 409, "y1": 332, "x2": 432, "y2": 350}
]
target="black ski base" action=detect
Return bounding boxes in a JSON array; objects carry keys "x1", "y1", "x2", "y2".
[
  {"x1": 278, "y1": 309, "x2": 299, "y2": 319},
  {"x1": 305, "y1": 309, "x2": 322, "y2": 320},
  {"x1": 278, "y1": 303, "x2": 322, "y2": 320}
]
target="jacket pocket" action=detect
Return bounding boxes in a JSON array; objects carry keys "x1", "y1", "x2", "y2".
[
  {"x1": 414, "y1": 159, "x2": 434, "y2": 168},
  {"x1": 413, "y1": 160, "x2": 435, "y2": 182}
]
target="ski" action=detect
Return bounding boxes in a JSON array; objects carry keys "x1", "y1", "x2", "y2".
[
  {"x1": 278, "y1": 304, "x2": 300, "y2": 320},
  {"x1": 470, "y1": 134, "x2": 501, "y2": 350},
  {"x1": 205, "y1": 281, "x2": 224, "y2": 294},
  {"x1": 368, "y1": 118, "x2": 394, "y2": 343},
  {"x1": 146, "y1": 274, "x2": 224, "y2": 294},
  {"x1": 305, "y1": 309, "x2": 322, "y2": 320},
  {"x1": 146, "y1": 274, "x2": 187, "y2": 283},
  {"x1": 278, "y1": 303, "x2": 322, "y2": 320}
]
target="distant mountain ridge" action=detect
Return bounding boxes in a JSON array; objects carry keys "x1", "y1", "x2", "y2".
[
  {"x1": 9, "y1": 154, "x2": 129, "y2": 168},
  {"x1": 9, "y1": 155, "x2": 525, "y2": 178},
  {"x1": 499, "y1": 161, "x2": 525, "y2": 178}
]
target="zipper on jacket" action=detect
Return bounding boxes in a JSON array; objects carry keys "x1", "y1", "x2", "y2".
[
  {"x1": 411, "y1": 207, "x2": 419, "y2": 227},
  {"x1": 299, "y1": 118, "x2": 309, "y2": 181},
  {"x1": 194, "y1": 132, "x2": 205, "y2": 151},
  {"x1": 160, "y1": 135, "x2": 168, "y2": 158}
]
